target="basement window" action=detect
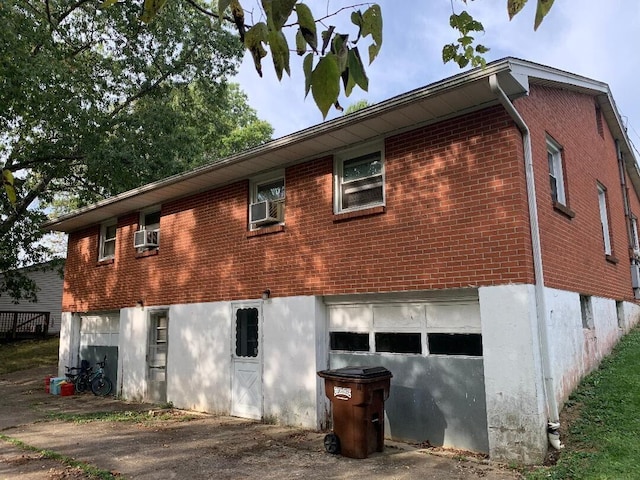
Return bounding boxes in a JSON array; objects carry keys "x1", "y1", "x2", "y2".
[
  {"x1": 580, "y1": 295, "x2": 594, "y2": 329},
  {"x1": 616, "y1": 300, "x2": 624, "y2": 329},
  {"x1": 330, "y1": 332, "x2": 369, "y2": 352},
  {"x1": 427, "y1": 333, "x2": 483, "y2": 356}
]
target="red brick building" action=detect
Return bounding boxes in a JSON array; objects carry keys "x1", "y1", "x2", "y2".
[{"x1": 46, "y1": 58, "x2": 640, "y2": 463}]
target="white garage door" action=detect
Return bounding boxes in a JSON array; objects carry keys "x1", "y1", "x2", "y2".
[
  {"x1": 79, "y1": 312, "x2": 120, "y2": 393},
  {"x1": 80, "y1": 312, "x2": 120, "y2": 349}
]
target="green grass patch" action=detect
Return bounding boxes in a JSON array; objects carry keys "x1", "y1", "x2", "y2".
[
  {"x1": 527, "y1": 327, "x2": 640, "y2": 479},
  {"x1": 0, "y1": 337, "x2": 59, "y2": 374},
  {"x1": 0, "y1": 434, "x2": 123, "y2": 479}
]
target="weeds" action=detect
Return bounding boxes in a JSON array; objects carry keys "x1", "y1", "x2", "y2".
[
  {"x1": 526, "y1": 327, "x2": 640, "y2": 479},
  {"x1": 0, "y1": 434, "x2": 122, "y2": 479}
]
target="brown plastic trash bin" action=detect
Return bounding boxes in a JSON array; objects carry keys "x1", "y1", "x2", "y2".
[{"x1": 318, "y1": 366, "x2": 392, "y2": 459}]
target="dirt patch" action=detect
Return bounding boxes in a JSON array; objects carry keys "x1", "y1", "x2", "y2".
[{"x1": 1, "y1": 366, "x2": 523, "y2": 480}]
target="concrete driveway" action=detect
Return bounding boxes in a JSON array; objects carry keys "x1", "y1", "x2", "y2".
[{"x1": 0, "y1": 366, "x2": 523, "y2": 479}]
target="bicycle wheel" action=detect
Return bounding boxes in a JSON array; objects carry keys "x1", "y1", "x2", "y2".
[
  {"x1": 91, "y1": 376, "x2": 113, "y2": 396},
  {"x1": 75, "y1": 374, "x2": 88, "y2": 393}
]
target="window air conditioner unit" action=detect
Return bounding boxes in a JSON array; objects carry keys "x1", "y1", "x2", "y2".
[
  {"x1": 134, "y1": 229, "x2": 159, "y2": 248},
  {"x1": 249, "y1": 200, "x2": 283, "y2": 225}
]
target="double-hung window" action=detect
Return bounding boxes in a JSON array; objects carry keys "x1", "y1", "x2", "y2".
[
  {"x1": 597, "y1": 183, "x2": 612, "y2": 255},
  {"x1": 99, "y1": 221, "x2": 117, "y2": 261},
  {"x1": 335, "y1": 143, "x2": 385, "y2": 213},
  {"x1": 249, "y1": 173, "x2": 285, "y2": 229},
  {"x1": 547, "y1": 137, "x2": 566, "y2": 205}
]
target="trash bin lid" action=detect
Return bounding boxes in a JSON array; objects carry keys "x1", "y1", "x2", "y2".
[{"x1": 319, "y1": 366, "x2": 391, "y2": 379}]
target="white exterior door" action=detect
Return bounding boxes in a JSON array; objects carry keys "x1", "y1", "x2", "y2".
[
  {"x1": 146, "y1": 310, "x2": 168, "y2": 403},
  {"x1": 231, "y1": 305, "x2": 263, "y2": 420}
]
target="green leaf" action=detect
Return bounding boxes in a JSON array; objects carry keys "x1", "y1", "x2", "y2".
[
  {"x1": 507, "y1": 0, "x2": 528, "y2": 19},
  {"x1": 218, "y1": 0, "x2": 232, "y2": 19},
  {"x1": 332, "y1": 34, "x2": 349, "y2": 73},
  {"x1": 99, "y1": 0, "x2": 119, "y2": 9},
  {"x1": 321, "y1": 26, "x2": 335, "y2": 55},
  {"x1": 230, "y1": 0, "x2": 245, "y2": 41},
  {"x1": 350, "y1": 10, "x2": 363, "y2": 42},
  {"x1": 295, "y1": 29, "x2": 306, "y2": 56},
  {"x1": 303, "y1": 52, "x2": 313, "y2": 97},
  {"x1": 140, "y1": 0, "x2": 168, "y2": 24},
  {"x1": 262, "y1": 0, "x2": 296, "y2": 31},
  {"x1": 459, "y1": 35, "x2": 474, "y2": 47},
  {"x1": 361, "y1": 4, "x2": 382, "y2": 64},
  {"x1": 442, "y1": 44, "x2": 457, "y2": 63},
  {"x1": 534, "y1": 0, "x2": 555, "y2": 30},
  {"x1": 268, "y1": 29, "x2": 290, "y2": 80},
  {"x1": 295, "y1": 3, "x2": 317, "y2": 52},
  {"x1": 475, "y1": 44, "x2": 490, "y2": 54},
  {"x1": 2, "y1": 169, "x2": 16, "y2": 205},
  {"x1": 245, "y1": 22, "x2": 268, "y2": 76},
  {"x1": 311, "y1": 54, "x2": 341, "y2": 119},
  {"x1": 345, "y1": 47, "x2": 368, "y2": 96}
]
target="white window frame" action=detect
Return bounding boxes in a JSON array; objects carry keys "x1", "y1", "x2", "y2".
[
  {"x1": 249, "y1": 171, "x2": 285, "y2": 229},
  {"x1": 547, "y1": 137, "x2": 566, "y2": 205},
  {"x1": 631, "y1": 215, "x2": 640, "y2": 258},
  {"x1": 598, "y1": 183, "x2": 612, "y2": 255},
  {"x1": 334, "y1": 142, "x2": 385, "y2": 214},
  {"x1": 139, "y1": 207, "x2": 161, "y2": 232},
  {"x1": 99, "y1": 220, "x2": 117, "y2": 261}
]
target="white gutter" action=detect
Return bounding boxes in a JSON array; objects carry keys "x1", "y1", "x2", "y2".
[{"x1": 489, "y1": 75, "x2": 561, "y2": 432}]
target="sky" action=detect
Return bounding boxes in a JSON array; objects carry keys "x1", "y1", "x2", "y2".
[{"x1": 232, "y1": 0, "x2": 640, "y2": 154}]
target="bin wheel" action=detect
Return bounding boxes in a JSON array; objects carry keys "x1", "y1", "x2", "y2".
[{"x1": 324, "y1": 433, "x2": 340, "y2": 454}]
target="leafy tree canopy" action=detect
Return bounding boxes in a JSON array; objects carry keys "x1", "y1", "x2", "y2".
[{"x1": 1, "y1": 0, "x2": 272, "y2": 300}]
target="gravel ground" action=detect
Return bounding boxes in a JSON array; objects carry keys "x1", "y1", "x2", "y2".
[{"x1": 0, "y1": 366, "x2": 524, "y2": 480}]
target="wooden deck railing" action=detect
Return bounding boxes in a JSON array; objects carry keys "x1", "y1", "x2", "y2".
[{"x1": 0, "y1": 311, "x2": 50, "y2": 340}]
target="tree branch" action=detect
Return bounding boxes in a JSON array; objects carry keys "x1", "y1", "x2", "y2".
[
  {"x1": 183, "y1": 0, "x2": 240, "y2": 26},
  {"x1": 109, "y1": 43, "x2": 199, "y2": 119},
  {"x1": 56, "y1": 0, "x2": 93, "y2": 27},
  {"x1": 0, "y1": 171, "x2": 56, "y2": 239},
  {"x1": 283, "y1": 3, "x2": 373, "y2": 28}
]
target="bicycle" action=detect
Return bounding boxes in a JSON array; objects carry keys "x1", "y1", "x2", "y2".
[
  {"x1": 88, "y1": 355, "x2": 113, "y2": 396},
  {"x1": 64, "y1": 359, "x2": 91, "y2": 392}
]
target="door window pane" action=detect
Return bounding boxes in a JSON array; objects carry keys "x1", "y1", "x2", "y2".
[{"x1": 236, "y1": 308, "x2": 259, "y2": 357}]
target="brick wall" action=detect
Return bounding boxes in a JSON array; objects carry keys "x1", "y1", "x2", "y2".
[
  {"x1": 64, "y1": 86, "x2": 637, "y2": 311},
  {"x1": 516, "y1": 85, "x2": 636, "y2": 300}
]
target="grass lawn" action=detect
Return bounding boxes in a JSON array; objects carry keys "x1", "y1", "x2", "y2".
[
  {"x1": 0, "y1": 336, "x2": 59, "y2": 374},
  {"x1": 527, "y1": 327, "x2": 640, "y2": 479}
]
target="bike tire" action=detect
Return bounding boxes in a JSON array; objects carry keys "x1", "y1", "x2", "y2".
[
  {"x1": 91, "y1": 376, "x2": 113, "y2": 396},
  {"x1": 75, "y1": 375, "x2": 88, "y2": 393}
]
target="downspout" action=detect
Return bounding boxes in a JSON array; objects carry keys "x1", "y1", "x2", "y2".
[{"x1": 489, "y1": 74, "x2": 562, "y2": 449}]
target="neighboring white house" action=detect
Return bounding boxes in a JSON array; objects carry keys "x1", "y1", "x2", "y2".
[{"x1": 0, "y1": 261, "x2": 64, "y2": 335}]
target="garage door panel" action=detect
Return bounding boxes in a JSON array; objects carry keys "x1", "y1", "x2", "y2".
[
  {"x1": 329, "y1": 306, "x2": 371, "y2": 331},
  {"x1": 426, "y1": 303, "x2": 481, "y2": 333},
  {"x1": 373, "y1": 305, "x2": 424, "y2": 329},
  {"x1": 80, "y1": 313, "x2": 119, "y2": 347}
]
